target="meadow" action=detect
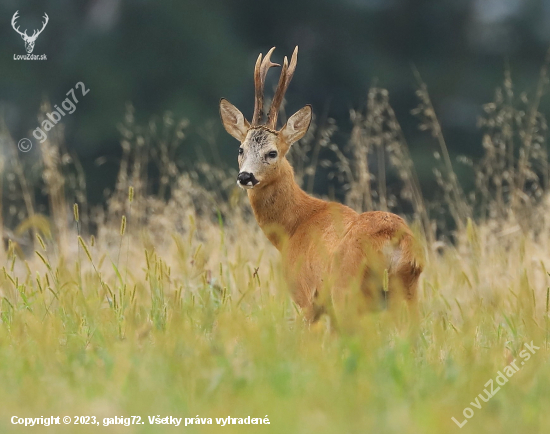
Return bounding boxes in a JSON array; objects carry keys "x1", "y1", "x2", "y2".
[{"x1": 0, "y1": 69, "x2": 550, "y2": 433}]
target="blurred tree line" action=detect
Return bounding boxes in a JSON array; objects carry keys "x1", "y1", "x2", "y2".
[{"x1": 1, "y1": 0, "x2": 550, "y2": 203}]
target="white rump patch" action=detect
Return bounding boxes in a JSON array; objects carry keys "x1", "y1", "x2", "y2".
[{"x1": 381, "y1": 242, "x2": 402, "y2": 272}]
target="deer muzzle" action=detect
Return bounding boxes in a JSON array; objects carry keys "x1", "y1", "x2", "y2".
[{"x1": 237, "y1": 172, "x2": 259, "y2": 188}]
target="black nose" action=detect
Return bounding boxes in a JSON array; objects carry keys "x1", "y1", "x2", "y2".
[{"x1": 237, "y1": 172, "x2": 258, "y2": 186}]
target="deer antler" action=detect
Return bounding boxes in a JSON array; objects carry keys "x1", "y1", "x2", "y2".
[
  {"x1": 267, "y1": 46, "x2": 298, "y2": 129},
  {"x1": 30, "y1": 13, "x2": 49, "y2": 39},
  {"x1": 252, "y1": 47, "x2": 280, "y2": 126},
  {"x1": 11, "y1": 11, "x2": 27, "y2": 38}
]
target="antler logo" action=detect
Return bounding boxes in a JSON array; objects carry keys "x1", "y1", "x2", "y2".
[{"x1": 11, "y1": 11, "x2": 49, "y2": 54}]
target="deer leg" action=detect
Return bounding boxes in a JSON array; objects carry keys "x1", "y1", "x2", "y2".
[{"x1": 328, "y1": 245, "x2": 376, "y2": 332}]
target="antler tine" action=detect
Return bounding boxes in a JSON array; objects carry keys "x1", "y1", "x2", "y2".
[
  {"x1": 287, "y1": 45, "x2": 298, "y2": 82},
  {"x1": 252, "y1": 53, "x2": 264, "y2": 126},
  {"x1": 252, "y1": 47, "x2": 280, "y2": 126},
  {"x1": 260, "y1": 47, "x2": 279, "y2": 77},
  {"x1": 267, "y1": 46, "x2": 298, "y2": 129}
]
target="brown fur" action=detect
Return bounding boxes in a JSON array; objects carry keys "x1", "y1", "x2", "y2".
[{"x1": 247, "y1": 157, "x2": 424, "y2": 323}]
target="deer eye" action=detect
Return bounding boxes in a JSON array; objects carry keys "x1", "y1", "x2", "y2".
[
  {"x1": 238, "y1": 148, "x2": 244, "y2": 155},
  {"x1": 267, "y1": 151, "x2": 278, "y2": 159}
]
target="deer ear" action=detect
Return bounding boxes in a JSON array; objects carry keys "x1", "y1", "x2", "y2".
[
  {"x1": 220, "y1": 98, "x2": 249, "y2": 142},
  {"x1": 280, "y1": 105, "x2": 312, "y2": 148}
]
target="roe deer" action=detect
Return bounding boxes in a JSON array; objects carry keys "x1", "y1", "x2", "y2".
[{"x1": 219, "y1": 47, "x2": 424, "y2": 326}]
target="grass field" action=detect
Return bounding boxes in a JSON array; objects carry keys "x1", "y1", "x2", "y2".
[{"x1": 1, "y1": 74, "x2": 550, "y2": 433}]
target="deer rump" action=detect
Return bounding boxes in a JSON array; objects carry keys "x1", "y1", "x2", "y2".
[{"x1": 282, "y1": 209, "x2": 423, "y2": 320}]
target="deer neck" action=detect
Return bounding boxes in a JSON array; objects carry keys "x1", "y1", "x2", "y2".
[{"x1": 247, "y1": 159, "x2": 324, "y2": 250}]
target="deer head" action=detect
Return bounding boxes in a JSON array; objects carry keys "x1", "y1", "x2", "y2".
[
  {"x1": 12, "y1": 11, "x2": 49, "y2": 54},
  {"x1": 220, "y1": 47, "x2": 312, "y2": 189}
]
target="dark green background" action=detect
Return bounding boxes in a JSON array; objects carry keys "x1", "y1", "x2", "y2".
[{"x1": 2, "y1": 0, "x2": 549, "y2": 202}]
